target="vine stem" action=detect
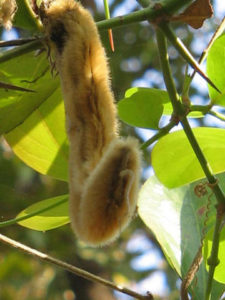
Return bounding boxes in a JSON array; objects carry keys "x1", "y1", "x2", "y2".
[
  {"x1": 155, "y1": 25, "x2": 225, "y2": 300},
  {"x1": 0, "y1": 233, "x2": 153, "y2": 300}
]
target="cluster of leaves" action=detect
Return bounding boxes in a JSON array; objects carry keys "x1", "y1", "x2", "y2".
[{"x1": 0, "y1": 0, "x2": 225, "y2": 299}]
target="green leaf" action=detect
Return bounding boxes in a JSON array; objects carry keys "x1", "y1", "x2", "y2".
[
  {"x1": 138, "y1": 175, "x2": 225, "y2": 299},
  {"x1": 118, "y1": 87, "x2": 170, "y2": 129},
  {"x1": 207, "y1": 34, "x2": 225, "y2": 106},
  {"x1": 17, "y1": 194, "x2": 70, "y2": 231},
  {"x1": 14, "y1": 0, "x2": 40, "y2": 31},
  {"x1": 5, "y1": 85, "x2": 69, "y2": 181},
  {"x1": 152, "y1": 127, "x2": 225, "y2": 188},
  {"x1": 0, "y1": 52, "x2": 57, "y2": 135}
]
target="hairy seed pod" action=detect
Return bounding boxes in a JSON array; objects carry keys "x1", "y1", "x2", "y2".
[{"x1": 41, "y1": 0, "x2": 141, "y2": 246}]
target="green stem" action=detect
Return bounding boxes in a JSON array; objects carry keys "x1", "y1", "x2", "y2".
[
  {"x1": 0, "y1": 196, "x2": 68, "y2": 228},
  {"x1": 141, "y1": 120, "x2": 176, "y2": 149},
  {"x1": 205, "y1": 212, "x2": 223, "y2": 300},
  {"x1": 159, "y1": 23, "x2": 220, "y2": 93},
  {"x1": 103, "y1": 0, "x2": 111, "y2": 20},
  {"x1": 155, "y1": 27, "x2": 182, "y2": 114},
  {"x1": 97, "y1": 0, "x2": 192, "y2": 30}
]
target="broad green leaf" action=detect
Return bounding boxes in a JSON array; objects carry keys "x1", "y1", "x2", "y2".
[
  {"x1": 118, "y1": 88, "x2": 203, "y2": 130},
  {"x1": 138, "y1": 175, "x2": 225, "y2": 299},
  {"x1": 5, "y1": 86, "x2": 69, "y2": 181},
  {"x1": 14, "y1": 0, "x2": 40, "y2": 31},
  {"x1": 17, "y1": 195, "x2": 70, "y2": 231},
  {"x1": 118, "y1": 87, "x2": 170, "y2": 129},
  {"x1": 0, "y1": 51, "x2": 57, "y2": 135},
  {"x1": 207, "y1": 34, "x2": 225, "y2": 106},
  {"x1": 152, "y1": 127, "x2": 225, "y2": 188}
]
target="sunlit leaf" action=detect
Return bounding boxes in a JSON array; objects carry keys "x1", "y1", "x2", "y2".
[
  {"x1": 207, "y1": 34, "x2": 225, "y2": 106},
  {"x1": 17, "y1": 194, "x2": 69, "y2": 231},
  {"x1": 5, "y1": 85, "x2": 69, "y2": 181},
  {"x1": 138, "y1": 174, "x2": 225, "y2": 299},
  {"x1": 152, "y1": 127, "x2": 225, "y2": 188}
]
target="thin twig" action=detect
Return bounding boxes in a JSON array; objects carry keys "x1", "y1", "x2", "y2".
[
  {"x1": 0, "y1": 233, "x2": 154, "y2": 300},
  {"x1": 0, "y1": 81, "x2": 35, "y2": 92},
  {"x1": 0, "y1": 37, "x2": 39, "y2": 47}
]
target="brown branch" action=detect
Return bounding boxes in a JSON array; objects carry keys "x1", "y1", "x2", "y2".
[
  {"x1": 0, "y1": 233, "x2": 154, "y2": 300},
  {"x1": 181, "y1": 245, "x2": 203, "y2": 300}
]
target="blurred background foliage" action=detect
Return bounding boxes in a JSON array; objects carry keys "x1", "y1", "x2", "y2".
[{"x1": 0, "y1": 0, "x2": 224, "y2": 299}]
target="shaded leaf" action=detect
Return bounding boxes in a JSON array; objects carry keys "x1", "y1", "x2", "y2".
[
  {"x1": 207, "y1": 34, "x2": 225, "y2": 106},
  {"x1": 138, "y1": 175, "x2": 225, "y2": 299},
  {"x1": 118, "y1": 87, "x2": 170, "y2": 129},
  {"x1": 17, "y1": 194, "x2": 70, "y2": 231},
  {"x1": 152, "y1": 127, "x2": 225, "y2": 188}
]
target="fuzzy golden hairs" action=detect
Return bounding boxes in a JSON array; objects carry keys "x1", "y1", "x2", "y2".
[{"x1": 40, "y1": 0, "x2": 141, "y2": 246}]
